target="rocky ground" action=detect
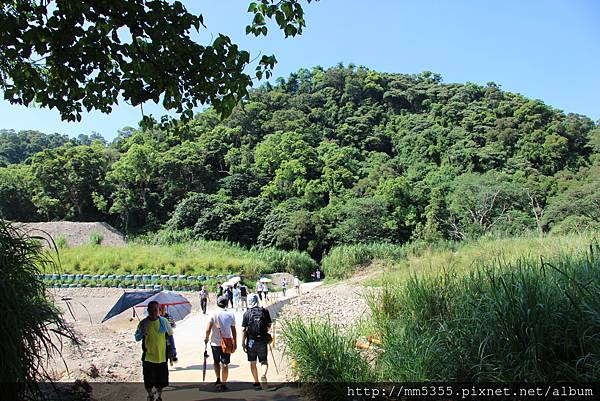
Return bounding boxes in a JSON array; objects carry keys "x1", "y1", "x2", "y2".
[
  {"x1": 47, "y1": 288, "x2": 142, "y2": 382},
  {"x1": 277, "y1": 268, "x2": 381, "y2": 333},
  {"x1": 47, "y1": 287, "x2": 202, "y2": 382},
  {"x1": 277, "y1": 282, "x2": 373, "y2": 332}
]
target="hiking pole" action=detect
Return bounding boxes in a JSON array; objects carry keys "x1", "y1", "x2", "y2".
[{"x1": 269, "y1": 343, "x2": 279, "y2": 374}]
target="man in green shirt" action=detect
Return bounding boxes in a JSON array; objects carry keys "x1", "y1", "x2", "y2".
[{"x1": 135, "y1": 301, "x2": 173, "y2": 401}]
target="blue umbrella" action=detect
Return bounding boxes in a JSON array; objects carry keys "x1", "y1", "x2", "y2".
[
  {"x1": 133, "y1": 291, "x2": 192, "y2": 322},
  {"x1": 101, "y1": 290, "x2": 160, "y2": 323}
]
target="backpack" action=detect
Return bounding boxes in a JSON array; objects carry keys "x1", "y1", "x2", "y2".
[
  {"x1": 240, "y1": 285, "x2": 247, "y2": 297},
  {"x1": 247, "y1": 307, "x2": 270, "y2": 342}
]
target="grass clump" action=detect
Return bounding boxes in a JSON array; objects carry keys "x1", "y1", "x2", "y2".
[
  {"x1": 281, "y1": 318, "x2": 371, "y2": 399},
  {"x1": 55, "y1": 235, "x2": 68, "y2": 249},
  {"x1": 0, "y1": 220, "x2": 77, "y2": 400},
  {"x1": 89, "y1": 231, "x2": 102, "y2": 245}
]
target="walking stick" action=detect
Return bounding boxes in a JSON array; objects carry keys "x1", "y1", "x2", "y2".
[
  {"x1": 269, "y1": 343, "x2": 279, "y2": 374},
  {"x1": 269, "y1": 320, "x2": 279, "y2": 374}
]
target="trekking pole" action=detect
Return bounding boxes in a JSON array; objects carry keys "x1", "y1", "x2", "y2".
[
  {"x1": 269, "y1": 320, "x2": 279, "y2": 374},
  {"x1": 269, "y1": 343, "x2": 279, "y2": 374}
]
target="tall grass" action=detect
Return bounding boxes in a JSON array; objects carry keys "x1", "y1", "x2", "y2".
[
  {"x1": 372, "y1": 243, "x2": 600, "y2": 382},
  {"x1": 0, "y1": 220, "x2": 77, "y2": 400},
  {"x1": 321, "y1": 243, "x2": 405, "y2": 279},
  {"x1": 281, "y1": 318, "x2": 371, "y2": 399},
  {"x1": 367, "y1": 232, "x2": 598, "y2": 286},
  {"x1": 54, "y1": 240, "x2": 317, "y2": 278}
]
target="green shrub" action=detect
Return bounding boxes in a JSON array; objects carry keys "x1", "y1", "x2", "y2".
[{"x1": 89, "y1": 232, "x2": 102, "y2": 245}]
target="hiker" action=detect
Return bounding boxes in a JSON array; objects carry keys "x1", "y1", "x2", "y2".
[
  {"x1": 263, "y1": 282, "x2": 269, "y2": 301},
  {"x1": 256, "y1": 280, "x2": 263, "y2": 301},
  {"x1": 239, "y1": 282, "x2": 248, "y2": 309},
  {"x1": 159, "y1": 305, "x2": 178, "y2": 365},
  {"x1": 233, "y1": 284, "x2": 241, "y2": 311},
  {"x1": 225, "y1": 286, "x2": 234, "y2": 308},
  {"x1": 281, "y1": 278, "x2": 288, "y2": 297},
  {"x1": 293, "y1": 276, "x2": 300, "y2": 295},
  {"x1": 316, "y1": 269, "x2": 321, "y2": 280},
  {"x1": 204, "y1": 295, "x2": 237, "y2": 390},
  {"x1": 242, "y1": 294, "x2": 272, "y2": 390},
  {"x1": 216, "y1": 282, "x2": 224, "y2": 298},
  {"x1": 199, "y1": 285, "x2": 209, "y2": 315},
  {"x1": 135, "y1": 301, "x2": 173, "y2": 401}
]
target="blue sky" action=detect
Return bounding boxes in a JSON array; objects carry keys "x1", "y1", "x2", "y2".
[{"x1": 1, "y1": 0, "x2": 598, "y2": 141}]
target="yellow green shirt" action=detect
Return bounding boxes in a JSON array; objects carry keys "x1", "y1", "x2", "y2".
[{"x1": 144, "y1": 318, "x2": 169, "y2": 363}]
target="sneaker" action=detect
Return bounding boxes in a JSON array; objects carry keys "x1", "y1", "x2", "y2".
[
  {"x1": 260, "y1": 375, "x2": 268, "y2": 390},
  {"x1": 252, "y1": 382, "x2": 261, "y2": 388}
]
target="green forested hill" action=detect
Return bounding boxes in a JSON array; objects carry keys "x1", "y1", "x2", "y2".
[{"x1": 1, "y1": 65, "x2": 599, "y2": 258}]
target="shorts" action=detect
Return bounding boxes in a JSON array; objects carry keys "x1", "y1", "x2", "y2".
[
  {"x1": 246, "y1": 339, "x2": 268, "y2": 364},
  {"x1": 241, "y1": 296, "x2": 247, "y2": 302},
  {"x1": 142, "y1": 361, "x2": 169, "y2": 389},
  {"x1": 211, "y1": 345, "x2": 231, "y2": 365}
]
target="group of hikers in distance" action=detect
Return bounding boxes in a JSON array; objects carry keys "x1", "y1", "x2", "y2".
[{"x1": 134, "y1": 275, "x2": 310, "y2": 401}]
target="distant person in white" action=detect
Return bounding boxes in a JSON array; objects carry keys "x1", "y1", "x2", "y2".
[{"x1": 293, "y1": 276, "x2": 300, "y2": 295}]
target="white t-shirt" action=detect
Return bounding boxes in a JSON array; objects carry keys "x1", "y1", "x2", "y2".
[
  {"x1": 209, "y1": 308, "x2": 236, "y2": 347},
  {"x1": 294, "y1": 278, "x2": 300, "y2": 287}
]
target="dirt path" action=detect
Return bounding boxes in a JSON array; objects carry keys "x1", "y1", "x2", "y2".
[
  {"x1": 170, "y1": 281, "x2": 323, "y2": 384},
  {"x1": 47, "y1": 282, "x2": 326, "y2": 400}
]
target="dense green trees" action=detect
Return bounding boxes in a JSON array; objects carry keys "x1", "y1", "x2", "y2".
[{"x1": 1, "y1": 65, "x2": 598, "y2": 257}]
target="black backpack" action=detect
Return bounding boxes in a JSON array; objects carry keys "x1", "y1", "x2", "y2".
[
  {"x1": 240, "y1": 285, "x2": 247, "y2": 297},
  {"x1": 247, "y1": 307, "x2": 269, "y2": 342}
]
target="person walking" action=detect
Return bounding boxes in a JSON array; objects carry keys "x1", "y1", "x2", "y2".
[
  {"x1": 242, "y1": 294, "x2": 272, "y2": 390},
  {"x1": 239, "y1": 282, "x2": 248, "y2": 310},
  {"x1": 255, "y1": 280, "x2": 263, "y2": 301},
  {"x1": 293, "y1": 276, "x2": 301, "y2": 295},
  {"x1": 135, "y1": 301, "x2": 173, "y2": 401},
  {"x1": 263, "y1": 282, "x2": 269, "y2": 301},
  {"x1": 233, "y1": 284, "x2": 241, "y2": 311},
  {"x1": 225, "y1": 286, "x2": 234, "y2": 308},
  {"x1": 281, "y1": 278, "x2": 288, "y2": 297},
  {"x1": 204, "y1": 296, "x2": 237, "y2": 390},
  {"x1": 199, "y1": 285, "x2": 209, "y2": 315}
]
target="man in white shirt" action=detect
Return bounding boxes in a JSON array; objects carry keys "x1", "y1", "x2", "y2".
[
  {"x1": 256, "y1": 280, "x2": 263, "y2": 300},
  {"x1": 293, "y1": 276, "x2": 300, "y2": 295},
  {"x1": 204, "y1": 296, "x2": 237, "y2": 390}
]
